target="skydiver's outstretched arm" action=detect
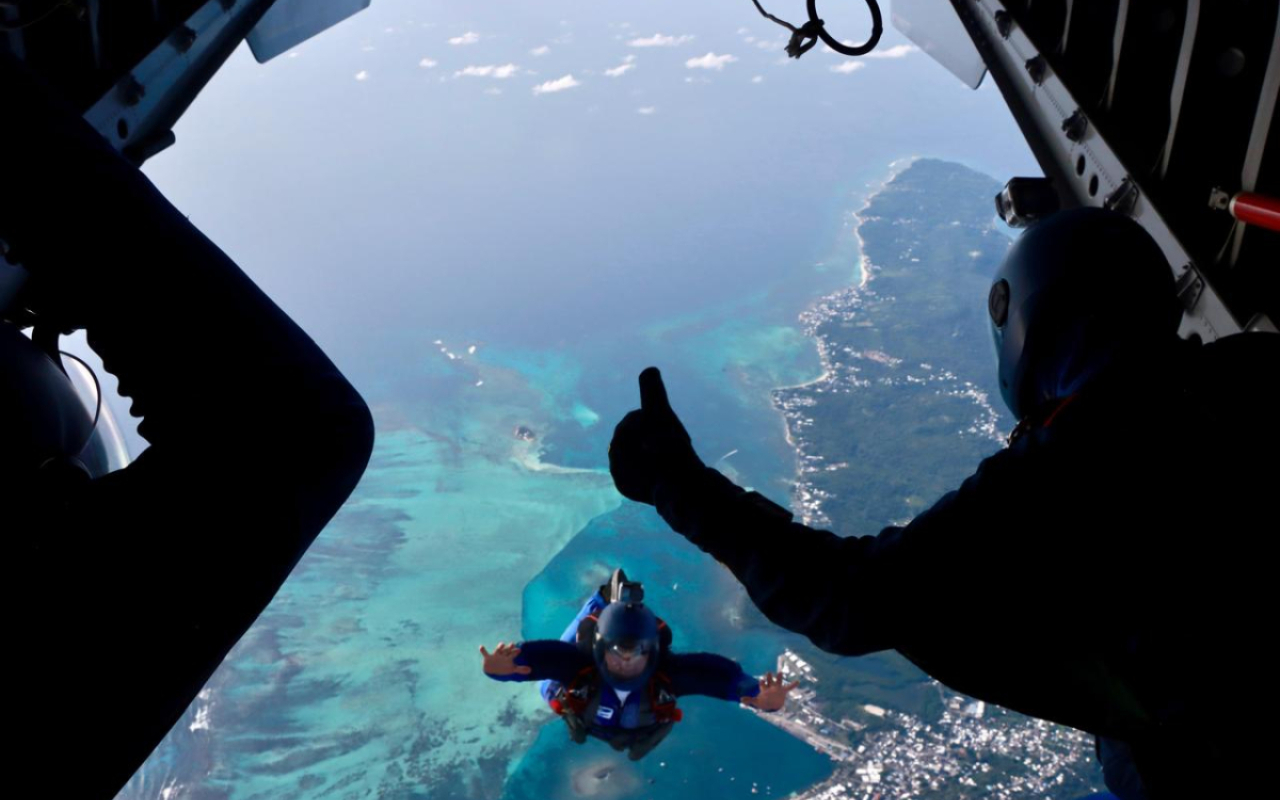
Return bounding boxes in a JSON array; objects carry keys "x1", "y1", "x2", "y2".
[
  {"x1": 664, "y1": 651, "x2": 762, "y2": 702},
  {"x1": 2, "y1": 54, "x2": 374, "y2": 798},
  {"x1": 481, "y1": 640, "x2": 593, "y2": 684}
]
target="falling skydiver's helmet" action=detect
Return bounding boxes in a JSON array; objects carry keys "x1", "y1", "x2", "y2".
[
  {"x1": 987, "y1": 207, "x2": 1183, "y2": 421},
  {"x1": 592, "y1": 598, "x2": 662, "y2": 692}
]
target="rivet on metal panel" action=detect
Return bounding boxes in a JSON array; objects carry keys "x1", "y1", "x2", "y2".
[
  {"x1": 994, "y1": 10, "x2": 1014, "y2": 39},
  {"x1": 121, "y1": 75, "x2": 146, "y2": 107},
  {"x1": 1062, "y1": 109, "x2": 1088, "y2": 142},
  {"x1": 995, "y1": 177, "x2": 1060, "y2": 228},
  {"x1": 1025, "y1": 55, "x2": 1048, "y2": 85},
  {"x1": 173, "y1": 25, "x2": 198, "y2": 54},
  {"x1": 1207, "y1": 187, "x2": 1232, "y2": 211},
  {"x1": 1103, "y1": 177, "x2": 1140, "y2": 215},
  {"x1": 1174, "y1": 265, "x2": 1205, "y2": 312}
]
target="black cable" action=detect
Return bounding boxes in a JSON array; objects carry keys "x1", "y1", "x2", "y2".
[
  {"x1": 750, "y1": 0, "x2": 883, "y2": 60},
  {"x1": 0, "y1": 0, "x2": 72, "y2": 32}
]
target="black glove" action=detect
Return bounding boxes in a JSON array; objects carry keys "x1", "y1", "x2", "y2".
[{"x1": 609, "y1": 367, "x2": 705, "y2": 505}]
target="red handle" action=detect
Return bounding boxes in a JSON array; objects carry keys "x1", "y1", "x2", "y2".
[{"x1": 1229, "y1": 192, "x2": 1280, "y2": 232}]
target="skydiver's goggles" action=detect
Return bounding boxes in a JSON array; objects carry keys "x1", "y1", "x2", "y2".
[{"x1": 604, "y1": 640, "x2": 656, "y2": 658}]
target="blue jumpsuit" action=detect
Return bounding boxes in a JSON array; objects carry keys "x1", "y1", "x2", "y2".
[{"x1": 491, "y1": 592, "x2": 764, "y2": 745}]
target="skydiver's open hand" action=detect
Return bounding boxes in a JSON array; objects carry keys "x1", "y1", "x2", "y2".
[
  {"x1": 609, "y1": 367, "x2": 705, "y2": 505},
  {"x1": 741, "y1": 671, "x2": 799, "y2": 712},
  {"x1": 480, "y1": 642, "x2": 532, "y2": 676}
]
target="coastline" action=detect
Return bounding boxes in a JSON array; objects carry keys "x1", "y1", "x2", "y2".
[
  {"x1": 769, "y1": 158, "x2": 913, "y2": 527},
  {"x1": 747, "y1": 159, "x2": 1105, "y2": 799}
]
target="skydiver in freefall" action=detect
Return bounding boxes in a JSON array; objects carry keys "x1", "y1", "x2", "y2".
[
  {"x1": 606, "y1": 208, "x2": 1277, "y2": 800},
  {"x1": 1, "y1": 54, "x2": 374, "y2": 798},
  {"x1": 481, "y1": 569, "x2": 797, "y2": 761}
]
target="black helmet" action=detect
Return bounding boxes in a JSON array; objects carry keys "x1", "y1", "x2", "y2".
[
  {"x1": 0, "y1": 321, "x2": 119, "y2": 483},
  {"x1": 592, "y1": 599, "x2": 660, "y2": 691},
  {"x1": 988, "y1": 207, "x2": 1182, "y2": 421}
]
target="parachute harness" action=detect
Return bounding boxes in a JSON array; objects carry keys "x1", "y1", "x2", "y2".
[{"x1": 750, "y1": 0, "x2": 883, "y2": 59}]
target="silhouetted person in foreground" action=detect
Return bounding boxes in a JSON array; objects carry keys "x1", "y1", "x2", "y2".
[
  {"x1": 2, "y1": 55, "x2": 374, "y2": 798},
  {"x1": 482, "y1": 569, "x2": 795, "y2": 761},
  {"x1": 608, "y1": 208, "x2": 1276, "y2": 799}
]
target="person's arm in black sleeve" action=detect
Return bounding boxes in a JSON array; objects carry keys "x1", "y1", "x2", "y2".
[
  {"x1": 2, "y1": 54, "x2": 375, "y2": 799},
  {"x1": 610, "y1": 368, "x2": 1002, "y2": 658},
  {"x1": 482, "y1": 640, "x2": 593, "y2": 684},
  {"x1": 665, "y1": 652, "x2": 798, "y2": 713},
  {"x1": 664, "y1": 651, "x2": 761, "y2": 702},
  {"x1": 653, "y1": 468, "x2": 912, "y2": 656}
]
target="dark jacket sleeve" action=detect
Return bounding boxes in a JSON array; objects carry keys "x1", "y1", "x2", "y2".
[
  {"x1": 664, "y1": 652, "x2": 761, "y2": 702},
  {"x1": 4, "y1": 54, "x2": 375, "y2": 800},
  {"x1": 486, "y1": 640, "x2": 594, "y2": 685},
  {"x1": 653, "y1": 454, "x2": 1025, "y2": 657}
]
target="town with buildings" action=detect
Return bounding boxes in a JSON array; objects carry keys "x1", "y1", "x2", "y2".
[{"x1": 747, "y1": 651, "x2": 1104, "y2": 800}]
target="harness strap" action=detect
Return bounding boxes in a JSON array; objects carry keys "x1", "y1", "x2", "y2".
[{"x1": 1009, "y1": 393, "x2": 1080, "y2": 444}]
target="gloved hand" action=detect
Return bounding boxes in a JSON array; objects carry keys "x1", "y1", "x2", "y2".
[{"x1": 609, "y1": 367, "x2": 705, "y2": 505}]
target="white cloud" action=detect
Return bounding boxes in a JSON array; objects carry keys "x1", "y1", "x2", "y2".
[
  {"x1": 533, "y1": 74, "x2": 580, "y2": 95},
  {"x1": 484, "y1": 88, "x2": 503, "y2": 96},
  {"x1": 864, "y1": 44, "x2": 919, "y2": 59},
  {"x1": 530, "y1": 45, "x2": 550, "y2": 56},
  {"x1": 605, "y1": 56, "x2": 636, "y2": 77},
  {"x1": 354, "y1": 70, "x2": 369, "y2": 81},
  {"x1": 455, "y1": 63, "x2": 521, "y2": 79},
  {"x1": 686, "y1": 52, "x2": 737, "y2": 71},
  {"x1": 449, "y1": 31, "x2": 480, "y2": 46},
  {"x1": 629, "y1": 33, "x2": 694, "y2": 47},
  {"x1": 752, "y1": 75, "x2": 764, "y2": 83},
  {"x1": 637, "y1": 106, "x2": 657, "y2": 115},
  {"x1": 830, "y1": 61, "x2": 866, "y2": 74},
  {"x1": 419, "y1": 57, "x2": 437, "y2": 68}
]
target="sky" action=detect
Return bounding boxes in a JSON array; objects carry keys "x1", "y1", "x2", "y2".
[
  {"x1": 64, "y1": 0, "x2": 1045, "y2": 459},
  {"x1": 134, "y1": 0, "x2": 1037, "y2": 388}
]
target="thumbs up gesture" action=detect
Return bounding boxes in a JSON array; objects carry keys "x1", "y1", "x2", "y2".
[{"x1": 608, "y1": 367, "x2": 705, "y2": 505}]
